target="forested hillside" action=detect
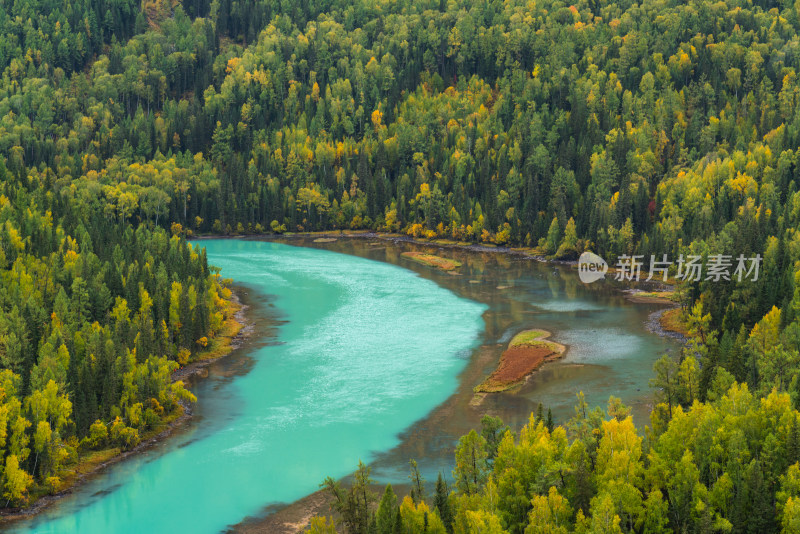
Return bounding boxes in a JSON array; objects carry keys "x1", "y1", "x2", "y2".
[
  {"x1": 0, "y1": 158, "x2": 235, "y2": 504},
  {"x1": 0, "y1": 0, "x2": 239, "y2": 505},
  {"x1": 4, "y1": 0, "x2": 799, "y2": 334},
  {"x1": 4, "y1": 0, "x2": 800, "y2": 527},
  {"x1": 314, "y1": 389, "x2": 800, "y2": 534}
]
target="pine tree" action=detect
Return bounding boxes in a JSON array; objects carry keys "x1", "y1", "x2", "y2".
[
  {"x1": 392, "y1": 508, "x2": 403, "y2": 534},
  {"x1": 452, "y1": 430, "x2": 488, "y2": 496},
  {"x1": 480, "y1": 414, "x2": 508, "y2": 461},
  {"x1": 433, "y1": 473, "x2": 453, "y2": 533},
  {"x1": 376, "y1": 485, "x2": 397, "y2": 534},
  {"x1": 409, "y1": 460, "x2": 426, "y2": 504},
  {"x1": 746, "y1": 460, "x2": 777, "y2": 533}
]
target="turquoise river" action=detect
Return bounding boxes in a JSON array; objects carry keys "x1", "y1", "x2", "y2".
[
  {"x1": 7, "y1": 237, "x2": 679, "y2": 533},
  {"x1": 12, "y1": 240, "x2": 487, "y2": 533}
]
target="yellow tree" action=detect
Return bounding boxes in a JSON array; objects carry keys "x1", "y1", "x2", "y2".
[
  {"x1": 400, "y1": 496, "x2": 447, "y2": 533},
  {"x1": 525, "y1": 487, "x2": 572, "y2": 534},
  {"x1": 3, "y1": 454, "x2": 33, "y2": 505},
  {"x1": 594, "y1": 417, "x2": 644, "y2": 531}
]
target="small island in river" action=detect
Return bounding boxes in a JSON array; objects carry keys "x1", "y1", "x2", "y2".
[
  {"x1": 400, "y1": 251, "x2": 462, "y2": 272},
  {"x1": 476, "y1": 329, "x2": 566, "y2": 393}
]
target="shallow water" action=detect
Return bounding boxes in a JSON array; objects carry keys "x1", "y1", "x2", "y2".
[
  {"x1": 282, "y1": 237, "x2": 680, "y2": 487},
  {"x1": 9, "y1": 237, "x2": 680, "y2": 533},
  {"x1": 10, "y1": 240, "x2": 486, "y2": 533}
]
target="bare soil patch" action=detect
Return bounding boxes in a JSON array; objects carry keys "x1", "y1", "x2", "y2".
[{"x1": 475, "y1": 329, "x2": 566, "y2": 393}]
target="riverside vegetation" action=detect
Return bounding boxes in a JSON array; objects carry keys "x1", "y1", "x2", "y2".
[
  {"x1": 314, "y1": 386, "x2": 800, "y2": 534},
  {"x1": 3, "y1": 0, "x2": 800, "y2": 529},
  {"x1": 0, "y1": 158, "x2": 238, "y2": 509}
]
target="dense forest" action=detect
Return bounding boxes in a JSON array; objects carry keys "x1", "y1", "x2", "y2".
[
  {"x1": 312, "y1": 389, "x2": 800, "y2": 534},
  {"x1": 0, "y1": 0, "x2": 239, "y2": 503},
  {"x1": 3, "y1": 0, "x2": 798, "y2": 353},
  {"x1": 0, "y1": 156, "x2": 234, "y2": 504},
  {"x1": 4, "y1": 0, "x2": 800, "y2": 528}
]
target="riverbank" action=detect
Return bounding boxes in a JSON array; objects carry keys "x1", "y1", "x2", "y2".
[
  {"x1": 194, "y1": 230, "x2": 545, "y2": 261},
  {"x1": 232, "y1": 483, "x2": 414, "y2": 534},
  {"x1": 173, "y1": 288, "x2": 251, "y2": 381},
  {"x1": 271, "y1": 231, "x2": 691, "y2": 341},
  {"x1": 232, "y1": 489, "x2": 334, "y2": 534},
  {"x1": 621, "y1": 289, "x2": 689, "y2": 341},
  {"x1": 0, "y1": 287, "x2": 253, "y2": 524}
]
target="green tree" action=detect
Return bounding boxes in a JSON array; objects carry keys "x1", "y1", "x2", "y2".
[
  {"x1": 453, "y1": 430, "x2": 488, "y2": 496},
  {"x1": 650, "y1": 355, "x2": 679, "y2": 418},
  {"x1": 409, "y1": 459, "x2": 426, "y2": 504},
  {"x1": 481, "y1": 415, "x2": 509, "y2": 461},
  {"x1": 433, "y1": 473, "x2": 454, "y2": 533},
  {"x1": 376, "y1": 484, "x2": 399, "y2": 534}
]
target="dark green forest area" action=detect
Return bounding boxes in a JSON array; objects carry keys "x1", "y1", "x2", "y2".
[{"x1": 4, "y1": 0, "x2": 800, "y2": 530}]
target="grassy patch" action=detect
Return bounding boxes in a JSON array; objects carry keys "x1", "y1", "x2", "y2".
[
  {"x1": 509, "y1": 329, "x2": 549, "y2": 346},
  {"x1": 52, "y1": 448, "x2": 122, "y2": 499},
  {"x1": 632, "y1": 290, "x2": 680, "y2": 302},
  {"x1": 401, "y1": 251, "x2": 462, "y2": 271},
  {"x1": 509, "y1": 329, "x2": 564, "y2": 353}
]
